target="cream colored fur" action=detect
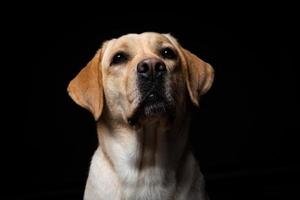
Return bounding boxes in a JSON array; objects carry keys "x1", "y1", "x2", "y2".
[{"x1": 68, "y1": 32, "x2": 214, "y2": 200}]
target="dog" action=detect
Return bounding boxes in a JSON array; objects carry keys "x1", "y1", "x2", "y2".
[{"x1": 68, "y1": 32, "x2": 214, "y2": 200}]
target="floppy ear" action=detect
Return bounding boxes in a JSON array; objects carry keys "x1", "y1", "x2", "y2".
[
  {"x1": 67, "y1": 49, "x2": 103, "y2": 120},
  {"x1": 183, "y1": 49, "x2": 214, "y2": 107}
]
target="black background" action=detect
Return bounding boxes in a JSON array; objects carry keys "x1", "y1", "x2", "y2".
[{"x1": 5, "y1": 5, "x2": 299, "y2": 200}]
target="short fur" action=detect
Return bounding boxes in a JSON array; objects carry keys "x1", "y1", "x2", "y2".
[{"x1": 68, "y1": 32, "x2": 214, "y2": 200}]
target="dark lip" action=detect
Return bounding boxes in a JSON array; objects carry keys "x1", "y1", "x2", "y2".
[
  {"x1": 128, "y1": 101, "x2": 165, "y2": 126},
  {"x1": 140, "y1": 87, "x2": 163, "y2": 103},
  {"x1": 143, "y1": 101, "x2": 166, "y2": 116},
  {"x1": 128, "y1": 92, "x2": 175, "y2": 126}
]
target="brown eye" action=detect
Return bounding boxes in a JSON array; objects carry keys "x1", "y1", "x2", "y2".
[
  {"x1": 111, "y1": 52, "x2": 128, "y2": 65},
  {"x1": 161, "y1": 47, "x2": 177, "y2": 59}
]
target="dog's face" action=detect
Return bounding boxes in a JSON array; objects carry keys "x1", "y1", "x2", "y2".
[
  {"x1": 101, "y1": 33, "x2": 185, "y2": 124},
  {"x1": 68, "y1": 32, "x2": 214, "y2": 125}
]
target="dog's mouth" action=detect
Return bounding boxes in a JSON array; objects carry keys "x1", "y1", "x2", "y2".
[
  {"x1": 142, "y1": 91, "x2": 167, "y2": 115},
  {"x1": 128, "y1": 90, "x2": 175, "y2": 126}
]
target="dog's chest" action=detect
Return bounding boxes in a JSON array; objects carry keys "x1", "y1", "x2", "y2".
[
  {"x1": 106, "y1": 126, "x2": 177, "y2": 199},
  {"x1": 121, "y1": 166, "x2": 176, "y2": 200}
]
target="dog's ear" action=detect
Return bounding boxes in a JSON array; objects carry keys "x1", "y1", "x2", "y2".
[
  {"x1": 182, "y1": 49, "x2": 214, "y2": 107},
  {"x1": 67, "y1": 49, "x2": 103, "y2": 120}
]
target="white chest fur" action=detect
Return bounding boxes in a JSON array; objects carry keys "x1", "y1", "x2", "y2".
[{"x1": 84, "y1": 121, "x2": 207, "y2": 200}]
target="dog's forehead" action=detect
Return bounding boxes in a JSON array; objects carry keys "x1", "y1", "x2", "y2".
[
  {"x1": 108, "y1": 32, "x2": 172, "y2": 49},
  {"x1": 101, "y1": 33, "x2": 178, "y2": 66}
]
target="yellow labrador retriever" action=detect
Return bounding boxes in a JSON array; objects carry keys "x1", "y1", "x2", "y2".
[{"x1": 68, "y1": 32, "x2": 214, "y2": 200}]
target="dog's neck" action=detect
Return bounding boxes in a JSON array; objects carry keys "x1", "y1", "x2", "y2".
[{"x1": 96, "y1": 114, "x2": 191, "y2": 183}]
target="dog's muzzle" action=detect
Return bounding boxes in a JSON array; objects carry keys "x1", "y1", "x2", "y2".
[
  {"x1": 137, "y1": 58, "x2": 167, "y2": 104},
  {"x1": 128, "y1": 58, "x2": 174, "y2": 125},
  {"x1": 137, "y1": 58, "x2": 167, "y2": 102}
]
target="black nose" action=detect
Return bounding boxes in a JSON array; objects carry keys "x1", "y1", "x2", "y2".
[{"x1": 137, "y1": 58, "x2": 166, "y2": 79}]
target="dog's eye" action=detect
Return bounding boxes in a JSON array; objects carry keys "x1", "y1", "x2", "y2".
[
  {"x1": 161, "y1": 47, "x2": 177, "y2": 59},
  {"x1": 111, "y1": 52, "x2": 128, "y2": 65}
]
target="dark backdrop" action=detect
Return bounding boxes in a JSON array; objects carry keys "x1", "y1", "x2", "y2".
[{"x1": 6, "y1": 7, "x2": 299, "y2": 200}]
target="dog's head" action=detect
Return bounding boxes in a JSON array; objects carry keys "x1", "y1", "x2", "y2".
[{"x1": 68, "y1": 32, "x2": 214, "y2": 125}]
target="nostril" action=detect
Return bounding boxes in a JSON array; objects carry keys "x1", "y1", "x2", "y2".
[
  {"x1": 137, "y1": 63, "x2": 149, "y2": 73},
  {"x1": 155, "y1": 63, "x2": 166, "y2": 72}
]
